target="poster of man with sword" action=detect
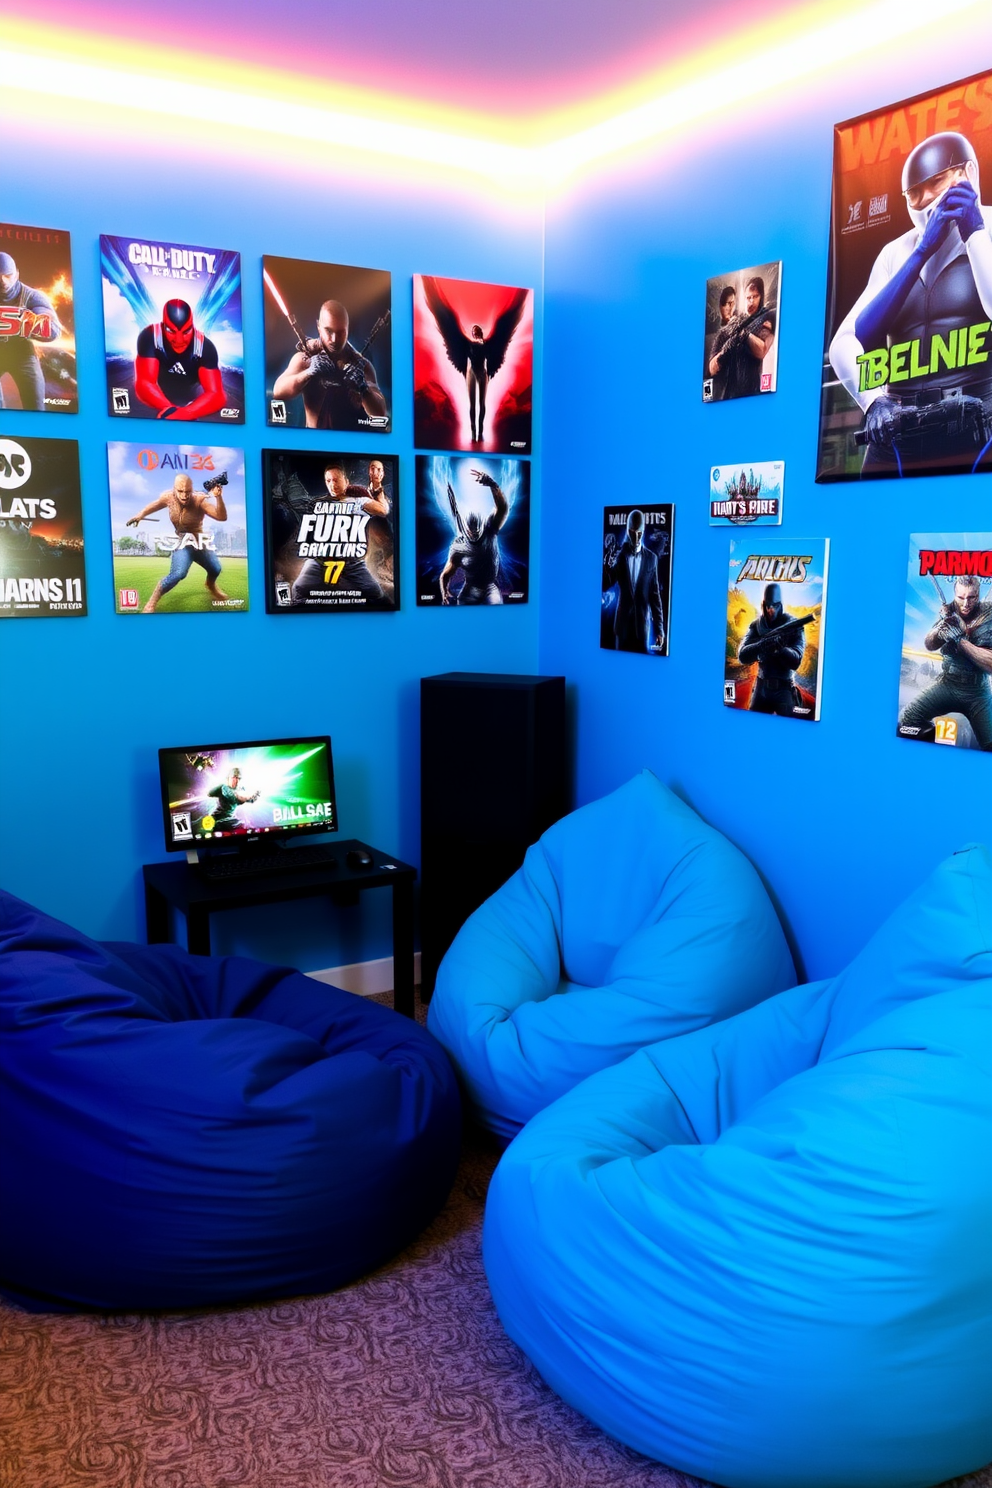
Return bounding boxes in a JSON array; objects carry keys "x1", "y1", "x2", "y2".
[{"x1": 262, "y1": 256, "x2": 391, "y2": 431}]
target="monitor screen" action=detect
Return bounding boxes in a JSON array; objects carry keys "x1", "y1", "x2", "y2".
[{"x1": 159, "y1": 736, "x2": 337, "y2": 852}]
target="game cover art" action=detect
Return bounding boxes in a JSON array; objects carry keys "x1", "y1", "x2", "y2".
[
  {"x1": 262, "y1": 450, "x2": 398, "y2": 613},
  {"x1": 413, "y1": 275, "x2": 533, "y2": 454},
  {"x1": 818, "y1": 70, "x2": 992, "y2": 481},
  {"x1": 0, "y1": 223, "x2": 76, "y2": 414},
  {"x1": 161, "y1": 741, "x2": 336, "y2": 847},
  {"x1": 702, "y1": 262, "x2": 780, "y2": 402},
  {"x1": 709, "y1": 461, "x2": 784, "y2": 525},
  {"x1": 0, "y1": 436, "x2": 85, "y2": 617},
  {"x1": 108, "y1": 443, "x2": 248, "y2": 615},
  {"x1": 725, "y1": 538, "x2": 829, "y2": 720},
  {"x1": 415, "y1": 455, "x2": 529, "y2": 605},
  {"x1": 897, "y1": 533, "x2": 992, "y2": 750},
  {"x1": 600, "y1": 503, "x2": 673, "y2": 655},
  {"x1": 100, "y1": 235, "x2": 244, "y2": 424},
  {"x1": 262, "y1": 256, "x2": 391, "y2": 432}
]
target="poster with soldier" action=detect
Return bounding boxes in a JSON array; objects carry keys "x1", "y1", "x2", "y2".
[
  {"x1": 701, "y1": 263, "x2": 780, "y2": 402},
  {"x1": 896, "y1": 534, "x2": 992, "y2": 750},
  {"x1": 817, "y1": 70, "x2": 992, "y2": 480},
  {"x1": 262, "y1": 257, "x2": 391, "y2": 432}
]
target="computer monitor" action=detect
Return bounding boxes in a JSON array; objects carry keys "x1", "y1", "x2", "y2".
[{"x1": 158, "y1": 736, "x2": 337, "y2": 855}]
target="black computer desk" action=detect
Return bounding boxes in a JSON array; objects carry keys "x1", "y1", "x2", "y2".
[{"x1": 142, "y1": 840, "x2": 416, "y2": 1017}]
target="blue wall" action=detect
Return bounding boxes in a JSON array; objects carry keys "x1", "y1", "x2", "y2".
[
  {"x1": 4, "y1": 27, "x2": 992, "y2": 982},
  {"x1": 0, "y1": 121, "x2": 544, "y2": 965},
  {"x1": 539, "y1": 40, "x2": 992, "y2": 982}
]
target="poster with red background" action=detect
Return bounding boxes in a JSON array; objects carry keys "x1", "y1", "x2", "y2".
[{"x1": 413, "y1": 274, "x2": 533, "y2": 454}]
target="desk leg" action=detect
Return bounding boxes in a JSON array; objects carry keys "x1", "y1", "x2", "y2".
[
  {"x1": 186, "y1": 907, "x2": 212, "y2": 957},
  {"x1": 392, "y1": 877, "x2": 415, "y2": 1019},
  {"x1": 145, "y1": 884, "x2": 170, "y2": 945}
]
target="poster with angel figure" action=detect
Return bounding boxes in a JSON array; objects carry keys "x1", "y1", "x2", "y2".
[{"x1": 413, "y1": 275, "x2": 533, "y2": 454}]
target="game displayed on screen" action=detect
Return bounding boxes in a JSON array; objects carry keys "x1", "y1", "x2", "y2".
[{"x1": 160, "y1": 739, "x2": 336, "y2": 848}]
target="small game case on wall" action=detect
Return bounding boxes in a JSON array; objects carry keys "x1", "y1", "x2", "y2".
[{"x1": 724, "y1": 537, "x2": 829, "y2": 720}]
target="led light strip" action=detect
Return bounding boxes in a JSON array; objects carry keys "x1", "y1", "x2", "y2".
[{"x1": 0, "y1": 0, "x2": 986, "y2": 187}]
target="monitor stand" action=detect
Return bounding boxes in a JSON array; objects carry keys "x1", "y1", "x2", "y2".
[{"x1": 186, "y1": 849, "x2": 199, "y2": 866}]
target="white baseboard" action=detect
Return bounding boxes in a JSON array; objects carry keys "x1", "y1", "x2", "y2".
[{"x1": 307, "y1": 952, "x2": 422, "y2": 997}]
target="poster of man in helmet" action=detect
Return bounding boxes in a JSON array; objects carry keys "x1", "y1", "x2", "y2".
[
  {"x1": 817, "y1": 70, "x2": 992, "y2": 481},
  {"x1": 100, "y1": 234, "x2": 244, "y2": 424}
]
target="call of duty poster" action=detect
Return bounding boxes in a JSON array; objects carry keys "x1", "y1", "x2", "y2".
[
  {"x1": 725, "y1": 537, "x2": 829, "y2": 721},
  {"x1": 413, "y1": 275, "x2": 533, "y2": 454},
  {"x1": 702, "y1": 262, "x2": 780, "y2": 402},
  {"x1": 600, "y1": 503, "x2": 673, "y2": 656},
  {"x1": 107, "y1": 443, "x2": 249, "y2": 615},
  {"x1": 0, "y1": 436, "x2": 85, "y2": 617},
  {"x1": 262, "y1": 450, "x2": 398, "y2": 613},
  {"x1": 817, "y1": 70, "x2": 992, "y2": 481},
  {"x1": 262, "y1": 256, "x2": 391, "y2": 432},
  {"x1": 709, "y1": 461, "x2": 784, "y2": 525},
  {"x1": 896, "y1": 533, "x2": 992, "y2": 750},
  {"x1": 415, "y1": 455, "x2": 529, "y2": 606},
  {"x1": 0, "y1": 223, "x2": 76, "y2": 414},
  {"x1": 100, "y1": 235, "x2": 244, "y2": 424}
]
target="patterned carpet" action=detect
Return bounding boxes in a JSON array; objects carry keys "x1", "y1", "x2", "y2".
[{"x1": 2, "y1": 997, "x2": 990, "y2": 1488}]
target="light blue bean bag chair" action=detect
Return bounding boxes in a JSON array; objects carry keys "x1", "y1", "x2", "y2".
[
  {"x1": 483, "y1": 844, "x2": 992, "y2": 1488},
  {"x1": 427, "y1": 771, "x2": 796, "y2": 1138}
]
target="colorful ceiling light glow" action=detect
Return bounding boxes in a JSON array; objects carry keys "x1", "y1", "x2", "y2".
[{"x1": 0, "y1": 0, "x2": 987, "y2": 187}]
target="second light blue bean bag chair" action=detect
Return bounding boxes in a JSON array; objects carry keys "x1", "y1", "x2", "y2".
[
  {"x1": 428, "y1": 771, "x2": 796, "y2": 1137},
  {"x1": 484, "y1": 844, "x2": 992, "y2": 1488},
  {"x1": 0, "y1": 888, "x2": 460, "y2": 1312}
]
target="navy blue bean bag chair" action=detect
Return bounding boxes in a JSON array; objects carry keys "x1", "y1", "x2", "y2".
[
  {"x1": 484, "y1": 844, "x2": 992, "y2": 1488},
  {"x1": 428, "y1": 772, "x2": 796, "y2": 1138},
  {"x1": 0, "y1": 889, "x2": 460, "y2": 1312}
]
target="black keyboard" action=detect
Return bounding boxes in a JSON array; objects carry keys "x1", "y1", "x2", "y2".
[{"x1": 198, "y1": 845, "x2": 340, "y2": 880}]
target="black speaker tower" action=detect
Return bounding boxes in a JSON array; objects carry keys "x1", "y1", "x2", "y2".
[{"x1": 420, "y1": 672, "x2": 567, "y2": 997}]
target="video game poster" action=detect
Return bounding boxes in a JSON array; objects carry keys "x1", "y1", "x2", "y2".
[
  {"x1": 262, "y1": 449, "x2": 398, "y2": 613},
  {"x1": 725, "y1": 537, "x2": 829, "y2": 721},
  {"x1": 600, "y1": 503, "x2": 673, "y2": 655},
  {"x1": 100, "y1": 234, "x2": 244, "y2": 424},
  {"x1": 709, "y1": 461, "x2": 784, "y2": 525},
  {"x1": 0, "y1": 435, "x2": 86, "y2": 617},
  {"x1": 896, "y1": 533, "x2": 992, "y2": 751},
  {"x1": 702, "y1": 262, "x2": 780, "y2": 402},
  {"x1": 817, "y1": 70, "x2": 992, "y2": 481},
  {"x1": 0, "y1": 222, "x2": 76, "y2": 414},
  {"x1": 415, "y1": 454, "x2": 529, "y2": 606},
  {"x1": 413, "y1": 275, "x2": 533, "y2": 454},
  {"x1": 262, "y1": 256, "x2": 391, "y2": 432},
  {"x1": 107, "y1": 442, "x2": 248, "y2": 615}
]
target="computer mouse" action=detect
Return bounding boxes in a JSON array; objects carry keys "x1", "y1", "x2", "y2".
[{"x1": 347, "y1": 848, "x2": 374, "y2": 870}]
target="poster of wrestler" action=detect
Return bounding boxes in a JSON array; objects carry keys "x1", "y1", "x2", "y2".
[
  {"x1": 262, "y1": 256, "x2": 391, "y2": 432},
  {"x1": 0, "y1": 223, "x2": 76, "y2": 414},
  {"x1": 724, "y1": 537, "x2": 830, "y2": 721},
  {"x1": 896, "y1": 533, "x2": 992, "y2": 750},
  {"x1": 107, "y1": 442, "x2": 249, "y2": 615},
  {"x1": 600, "y1": 503, "x2": 673, "y2": 655},
  {"x1": 709, "y1": 461, "x2": 784, "y2": 525},
  {"x1": 100, "y1": 235, "x2": 244, "y2": 425},
  {"x1": 818, "y1": 70, "x2": 992, "y2": 480},
  {"x1": 262, "y1": 449, "x2": 398, "y2": 613},
  {"x1": 413, "y1": 275, "x2": 533, "y2": 454},
  {"x1": 701, "y1": 262, "x2": 780, "y2": 402},
  {"x1": 415, "y1": 455, "x2": 529, "y2": 606},
  {"x1": 0, "y1": 436, "x2": 86, "y2": 617}
]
